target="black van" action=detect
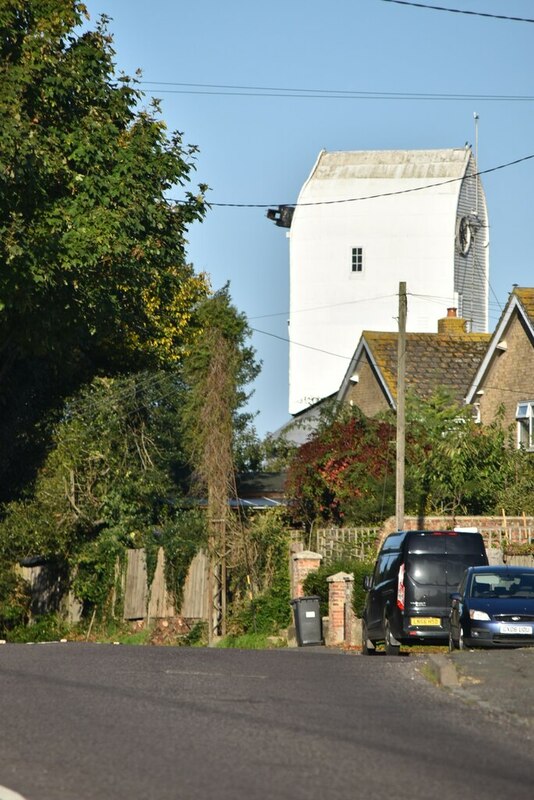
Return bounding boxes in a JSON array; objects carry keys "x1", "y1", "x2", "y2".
[{"x1": 361, "y1": 529, "x2": 488, "y2": 655}]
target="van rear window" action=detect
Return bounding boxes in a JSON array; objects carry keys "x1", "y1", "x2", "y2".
[
  {"x1": 405, "y1": 554, "x2": 486, "y2": 592},
  {"x1": 407, "y1": 532, "x2": 484, "y2": 555}
]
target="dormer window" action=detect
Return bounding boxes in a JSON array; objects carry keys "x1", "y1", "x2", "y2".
[{"x1": 516, "y1": 402, "x2": 534, "y2": 451}]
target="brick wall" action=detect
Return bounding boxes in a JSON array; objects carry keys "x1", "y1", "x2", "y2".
[
  {"x1": 479, "y1": 314, "x2": 534, "y2": 431},
  {"x1": 345, "y1": 352, "x2": 390, "y2": 416}
]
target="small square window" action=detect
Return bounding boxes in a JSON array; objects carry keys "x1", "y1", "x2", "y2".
[{"x1": 351, "y1": 247, "x2": 363, "y2": 273}]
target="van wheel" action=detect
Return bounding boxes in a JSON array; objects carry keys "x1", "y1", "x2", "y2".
[
  {"x1": 361, "y1": 619, "x2": 375, "y2": 655},
  {"x1": 384, "y1": 616, "x2": 400, "y2": 656}
]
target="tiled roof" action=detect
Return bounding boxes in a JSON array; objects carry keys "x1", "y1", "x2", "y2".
[
  {"x1": 514, "y1": 287, "x2": 534, "y2": 326},
  {"x1": 363, "y1": 330, "x2": 492, "y2": 404}
]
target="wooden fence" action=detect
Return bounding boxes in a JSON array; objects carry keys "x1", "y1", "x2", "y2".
[
  {"x1": 314, "y1": 516, "x2": 534, "y2": 564},
  {"x1": 313, "y1": 527, "x2": 380, "y2": 564},
  {"x1": 19, "y1": 547, "x2": 208, "y2": 623}
]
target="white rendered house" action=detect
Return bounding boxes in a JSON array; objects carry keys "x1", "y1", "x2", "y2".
[{"x1": 286, "y1": 147, "x2": 489, "y2": 414}]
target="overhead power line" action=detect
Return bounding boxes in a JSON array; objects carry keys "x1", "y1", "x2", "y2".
[
  {"x1": 170, "y1": 152, "x2": 534, "y2": 209},
  {"x1": 380, "y1": 0, "x2": 534, "y2": 23},
  {"x1": 250, "y1": 293, "x2": 397, "y2": 320},
  {"x1": 139, "y1": 80, "x2": 534, "y2": 102}
]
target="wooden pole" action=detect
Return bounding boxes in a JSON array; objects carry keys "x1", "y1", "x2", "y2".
[{"x1": 396, "y1": 282, "x2": 407, "y2": 531}]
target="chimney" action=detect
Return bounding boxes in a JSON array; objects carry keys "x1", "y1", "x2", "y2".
[{"x1": 438, "y1": 308, "x2": 468, "y2": 335}]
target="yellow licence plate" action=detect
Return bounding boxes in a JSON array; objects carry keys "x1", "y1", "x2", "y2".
[{"x1": 410, "y1": 617, "x2": 441, "y2": 627}]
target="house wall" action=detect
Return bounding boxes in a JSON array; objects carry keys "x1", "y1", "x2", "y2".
[
  {"x1": 478, "y1": 313, "x2": 534, "y2": 432},
  {"x1": 344, "y1": 352, "x2": 391, "y2": 416}
]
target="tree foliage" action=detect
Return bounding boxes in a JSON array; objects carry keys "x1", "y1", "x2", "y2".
[
  {"x1": 405, "y1": 391, "x2": 511, "y2": 516},
  {"x1": 285, "y1": 407, "x2": 397, "y2": 527},
  {"x1": 0, "y1": 370, "x2": 204, "y2": 616},
  {"x1": 227, "y1": 508, "x2": 291, "y2": 635},
  {"x1": 286, "y1": 392, "x2": 534, "y2": 526},
  {"x1": 181, "y1": 285, "x2": 260, "y2": 492},
  {"x1": 0, "y1": 1, "x2": 209, "y2": 501}
]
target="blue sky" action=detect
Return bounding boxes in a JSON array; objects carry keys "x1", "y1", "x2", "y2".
[{"x1": 83, "y1": 1, "x2": 534, "y2": 437}]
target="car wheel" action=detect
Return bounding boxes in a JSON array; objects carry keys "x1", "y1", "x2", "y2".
[
  {"x1": 361, "y1": 619, "x2": 375, "y2": 655},
  {"x1": 384, "y1": 615, "x2": 400, "y2": 656}
]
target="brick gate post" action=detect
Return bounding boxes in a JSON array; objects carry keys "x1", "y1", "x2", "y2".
[
  {"x1": 291, "y1": 550, "x2": 323, "y2": 599},
  {"x1": 327, "y1": 572, "x2": 353, "y2": 646}
]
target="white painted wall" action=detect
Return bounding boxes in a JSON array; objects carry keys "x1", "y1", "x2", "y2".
[{"x1": 288, "y1": 148, "x2": 488, "y2": 413}]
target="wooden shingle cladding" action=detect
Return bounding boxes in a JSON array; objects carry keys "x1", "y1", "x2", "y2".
[
  {"x1": 338, "y1": 328, "x2": 491, "y2": 415},
  {"x1": 465, "y1": 287, "x2": 534, "y2": 431}
]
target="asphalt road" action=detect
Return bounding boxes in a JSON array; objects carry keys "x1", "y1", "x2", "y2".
[
  {"x1": 446, "y1": 646, "x2": 534, "y2": 727},
  {"x1": 0, "y1": 643, "x2": 533, "y2": 800}
]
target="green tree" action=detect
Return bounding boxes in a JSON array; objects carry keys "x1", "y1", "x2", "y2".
[
  {"x1": 0, "y1": 1, "x2": 208, "y2": 501},
  {"x1": 0, "y1": 369, "x2": 204, "y2": 615},
  {"x1": 493, "y1": 447, "x2": 534, "y2": 515},
  {"x1": 405, "y1": 391, "x2": 510, "y2": 516}
]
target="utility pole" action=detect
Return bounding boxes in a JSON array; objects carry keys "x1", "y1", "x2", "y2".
[{"x1": 396, "y1": 282, "x2": 407, "y2": 531}]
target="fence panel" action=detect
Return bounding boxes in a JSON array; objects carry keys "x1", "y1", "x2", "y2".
[
  {"x1": 315, "y1": 517, "x2": 534, "y2": 565},
  {"x1": 315, "y1": 527, "x2": 380, "y2": 564},
  {"x1": 180, "y1": 550, "x2": 208, "y2": 620}
]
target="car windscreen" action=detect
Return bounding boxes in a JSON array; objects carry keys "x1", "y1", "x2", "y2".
[{"x1": 470, "y1": 572, "x2": 534, "y2": 599}]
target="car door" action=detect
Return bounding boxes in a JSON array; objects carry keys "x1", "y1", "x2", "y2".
[
  {"x1": 450, "y1": 570, "x2": 469, "y2": 641},
  {"x1": 365, "y1": 552, "x2": 396, "y2": 635}
]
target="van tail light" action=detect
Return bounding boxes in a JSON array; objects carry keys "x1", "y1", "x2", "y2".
[{"x1": 397, "y1": 563, "x2": 405, "y2": 610}]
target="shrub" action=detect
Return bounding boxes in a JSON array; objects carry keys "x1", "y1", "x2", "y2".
[
  {"x1": 351, "y1": 561, "x2": 375, "y2": 617},
  {"x1": 7, "y1": 614, "x2": 69, "y2": 643},
  {"x1": 302, "y1": 559, "x2": 354, "y2": 616},
  {"x1": 301, "y1": 558, "x2": 374, "y2": 618},
  {"x1": 0, "y1": 567, "x2": 31, "y2": 636}
]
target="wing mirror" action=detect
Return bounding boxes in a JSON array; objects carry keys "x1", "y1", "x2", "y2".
[{"x1": 363, "y1": 575, "x2": 373, "y2": 592}]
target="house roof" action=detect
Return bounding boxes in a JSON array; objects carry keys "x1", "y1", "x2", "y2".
[
  {"x1": 236, "y1": 472, "x2": 287, "y2": 499},
  {"x1": 465, "y1": 287, "x2": 534, "y2": 403},
  {"x1": 514, "y1": 287, "x2": 534, "y2": 325},
  {"x1": 339, "y1": 329, "x2": 491, "y2": 408}
]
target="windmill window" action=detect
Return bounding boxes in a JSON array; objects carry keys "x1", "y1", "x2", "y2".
[
  {"x1": 351, "y1": 247, "x2": 363, "y2": 273},
  {"x1": 516, "y1": 402, "x2": 534, "y2": 451}
]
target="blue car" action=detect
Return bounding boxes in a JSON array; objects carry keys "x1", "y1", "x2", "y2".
[{"x1": 449, "y1": 565, "x2": 534, "y2": 650}]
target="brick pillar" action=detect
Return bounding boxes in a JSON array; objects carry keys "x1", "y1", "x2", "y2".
[
  {"x1": 291, "y1": 551, "x2": 322, "y2": 599},
  {"x1": 327, "y1": 571, "x2": 353, "y2": 646}
]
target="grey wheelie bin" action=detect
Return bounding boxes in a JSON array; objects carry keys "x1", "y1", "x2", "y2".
[{"x1": 290, "y1": 596, "x2": 324, "y2": 646}]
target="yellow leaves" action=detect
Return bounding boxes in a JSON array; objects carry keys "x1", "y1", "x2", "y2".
[{"x1": 133, "y1": 270, "x2": 209, "y2": 364}]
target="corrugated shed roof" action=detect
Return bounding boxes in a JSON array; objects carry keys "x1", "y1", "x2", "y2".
[
  {"x1": 313, "y1": 148, "x2": 471, "y2": 182},
  {"x1": 363, "y1": 330, "x2": 491, "y2": 404}
]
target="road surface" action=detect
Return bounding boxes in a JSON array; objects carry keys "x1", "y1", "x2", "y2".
[{"x1": 0, "y1": 643, "x2": 532, "y2": 799}]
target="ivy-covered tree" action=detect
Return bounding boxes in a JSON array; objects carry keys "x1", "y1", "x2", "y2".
[
  {"x1": 181, "y1": 285, "x2": 260, "y2": 638},
  {"x1": 0, "y1": 1, "x2": 208, "y2": 501},
  {"x1": 181, "y1": 285, "x2": 260, "y2": 488}
]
